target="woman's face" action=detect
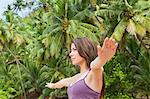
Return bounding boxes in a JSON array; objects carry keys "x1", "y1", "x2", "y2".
[{"x1": 69, "y1": 43, "x2": 86, "y2": 66}]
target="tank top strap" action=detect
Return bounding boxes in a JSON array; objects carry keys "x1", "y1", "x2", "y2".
[{"x1": 83, "y1": 69, "x2": 90, "y2": 79}]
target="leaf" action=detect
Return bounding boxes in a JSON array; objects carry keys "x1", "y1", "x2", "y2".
[
  {"x1": 66, "y1": 33, "x2": 71, "y2": 49},
  {"x1": 50, "y1": 26, "x2": 62, "y2": 35},
  {"x1": 14, "y1": 34, "x2": 25, "y2": 45},
  {"x1": 79, "y1": 22, "x2": 98, "y2": 33},
  {"x1": 43, "y1": 24, "x2": 59, "y2": 34},
  {"x1": 143, "y1": 17, "x2": 150, "y2": 32},
  {"x1": 134, "y1": 0, "x2": 150, "y2": 11},
  {"x1": 126, "y1": 19, "x2": 136, "y2": 36},
  {"x1": 42, "y1": 35, "x2": 52, "y2": 48},
  {"x1": 44, "y1": 49, "x2": 50, "y2": 60},
  {"x1": 131, "y1": 65, "x2": 143, "y2": 73},
  {"x1": 67, "y1": 20, "x2": 77, "y2": 35},
  {"x1": 50, "y1": 33, "x2": 63, "y2": 58},
  {"x1": 37, "y1": 48, "x2": 44, "y2": 59},
  {"x1": 73, "y1": 9, "x2": 93, "y2": 21},
  {"x1": 111, "y1": 18, "x2": 128, "y2": 42},
  {"x1": 91, "y1": 16, "x2": 106, "y2": 34},
  {"x1": 133, "y1": 15, "x2": 150, "y2": 33},
  {"x1": 0, "y1": 31, "x2": 6, "y2": 44},
  {"x1": 134, "y1": 21, "x2": 146, "y2": 37}
]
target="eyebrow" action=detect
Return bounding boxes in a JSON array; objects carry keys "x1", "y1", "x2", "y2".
[{"x1": 71, "y1": 48, "x2": 77, "y2": 50}]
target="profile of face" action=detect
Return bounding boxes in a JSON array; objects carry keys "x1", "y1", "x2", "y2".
[{"x1": 69, "y1": 43, "x2": 86, "y2": 66}]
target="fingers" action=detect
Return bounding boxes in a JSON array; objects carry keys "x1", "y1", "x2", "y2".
[
  {"x1": 105, "y1": 37, "x2": 118, "y2": 51},
  {"x1": 110, "y1": 37, "x2": 115, "y2": 45},
  {"x1": 97, "y1": 45, "x2": 101, "y2": 50},
  {"x1": 110, "y1": 37, "x2": 118, "y2": 51},
  {"x1": 97, "y1": 37, "x2": 118, "y2": 57},
  {"x1": 45, "y1": 85, "x2": 48, "y2": 87},
  {"x1": 45, "y1": 83, "x2": 49, "y2": 87},
  {"x1": 45, "y1": 83, "x2": 54, "y2": 88},
  {"x1": 45, "y1": 82, "x2": 50, "y2": 86},
  {"x1": 103, "y1": 37, "x2": 109, "y2": 47},
  {"x1": 97, "y1": 45, "x2": 102, "y2": 56},
  {"x1": 113, "y1": 43, "x2": 118, "y2": 51}
]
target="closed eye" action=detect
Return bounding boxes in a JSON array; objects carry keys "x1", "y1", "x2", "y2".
[{"x1": 71, "y1": 48, "x2": 77, "y2": 51}]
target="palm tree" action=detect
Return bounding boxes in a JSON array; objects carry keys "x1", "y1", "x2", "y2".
[
  {"x1": 21, "y1": 58, "x2": 51, "y2": 98},
  {"x1": 93, "y1": 0, "x2": 150, "y2": 43},
  {"x1": 39, "y1": 0, "x2": 101, "y2": 59}
]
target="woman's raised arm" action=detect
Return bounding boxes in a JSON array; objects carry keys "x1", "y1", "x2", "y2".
[{"x1": 90, "y1": 37, "x2": 118, "y2": 69}]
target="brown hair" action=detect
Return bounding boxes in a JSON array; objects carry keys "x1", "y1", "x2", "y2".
[{"x1": 71, "y1": 37, "x2": 105, "y2": 99}]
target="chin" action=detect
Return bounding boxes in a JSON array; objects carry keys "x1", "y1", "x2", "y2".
[
  {"x1": 72, "y1": 62, "x2": 76, "y2": 65},
  {"x1": 72, "y1": 61, "x2": 78, "y2": 66}
]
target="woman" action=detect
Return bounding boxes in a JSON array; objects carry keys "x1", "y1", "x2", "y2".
[{"x1": 45, "y1": 37, "x2": 118, "y2": 99}]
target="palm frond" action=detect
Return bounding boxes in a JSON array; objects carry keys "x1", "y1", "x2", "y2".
[
  {"x1": 134, "y1": 0, "x2": 150, "y2": 11},
  {"x1": 73, "y1": 8, "x2": 94, "y2": 21},
  {"x1": 134, "y1": 21, "x2": 146, "y2": 37},
  {"x1": 111, "y1": 18, "x2": 128, "y2": 42}
]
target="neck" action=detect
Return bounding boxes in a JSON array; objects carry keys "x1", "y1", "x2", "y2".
[{"x1": 79, "y1": 62, "x2": 89, "y2": 73}]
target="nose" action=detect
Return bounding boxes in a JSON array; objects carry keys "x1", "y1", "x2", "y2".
[{"x1": 69, "y1": 51, "x2": 73, "y2": 57}]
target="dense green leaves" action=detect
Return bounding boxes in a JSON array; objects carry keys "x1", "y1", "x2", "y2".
[{"x1": 0, "y1": 0, "x2": 150, "y2": 98}]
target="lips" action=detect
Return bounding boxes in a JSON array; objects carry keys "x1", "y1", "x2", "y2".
[{"x1": 71, "y1": 58, "x2": 75, "y2": 60}]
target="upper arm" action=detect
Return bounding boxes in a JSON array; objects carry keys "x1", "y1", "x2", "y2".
[
  {"x1": 90, "y1": 67, "x2": 103, "y2": 81},
  {"x1": 89, "y1": 57, "x2": 104, "y2": 91},
  {"x1": 60, "y1": 77, "x2": 73, "y2": 87},
  {"x1": 86, "y1": 67, "x2": 104, "y2": 92},
  {"x1": 60, "y1": 74, "x2": 80, "y2": 87}
]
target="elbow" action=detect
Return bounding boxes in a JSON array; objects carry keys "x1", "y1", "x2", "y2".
[
  {"x1": 90, "y1": 65, "x2": 100, "y2": 70},
  {"x1": 90, "y1": 62, "x2": 104, "y2": 72},
  {"x1": 90, "y1": 64, "x2": 104, "y2": 72},
  {"x1": 90, "y1": 61, "x2": 104, "y2": 70},
  {"x1": 90, "y1": 57, "x2": 105, "y2": 70}
]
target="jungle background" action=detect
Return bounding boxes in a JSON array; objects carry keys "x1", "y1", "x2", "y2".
[{"x1": 0, "y1": 0, "x2": 150, "y2": 99}]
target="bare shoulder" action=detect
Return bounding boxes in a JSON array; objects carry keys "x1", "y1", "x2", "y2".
[
  {"x1": 69, "y1": 73, "x2": 82, "y2": 81},
  {"x1": 65, "y1": 73, "x2": 81, "y2": 86}
]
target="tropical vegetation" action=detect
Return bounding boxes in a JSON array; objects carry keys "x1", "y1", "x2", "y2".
[{"x1": 0, "y1": 0, "x2": 149, "y2": 98}]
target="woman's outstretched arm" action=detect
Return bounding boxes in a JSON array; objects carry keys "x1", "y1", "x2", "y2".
[
  {"x1": 45, "y1": 73, "x2": 80, "y2": 89},
  {"x1": 45, "y1": 77, "x2": 72, "y2": 88}
]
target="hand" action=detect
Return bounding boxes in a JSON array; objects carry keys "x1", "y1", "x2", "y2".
[
  {"x1": 98, "y1": 37, "x2": 118, "y2": 66},
  {"x1": 45, "y1": 83, "x2": 56, "y2": 89},
  {"x1": 90, "y1": 37, "x2": 118, "y2": 68}
]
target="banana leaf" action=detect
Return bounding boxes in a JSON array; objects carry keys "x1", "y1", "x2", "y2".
[{"x1": 111, "y1": 18, "x2": 128, "y2": 42}]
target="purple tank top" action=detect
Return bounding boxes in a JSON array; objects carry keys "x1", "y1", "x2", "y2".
[{"x1": 67, "y1": 72, "x2": 100, "y2": 99}]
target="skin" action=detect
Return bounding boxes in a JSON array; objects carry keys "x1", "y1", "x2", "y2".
[
  {"x1": 45, "y1": 37, "x2": 118, "y2": 93},
  {"x1": 69, "y1": 43, "x2": 89, "y2": 73}
]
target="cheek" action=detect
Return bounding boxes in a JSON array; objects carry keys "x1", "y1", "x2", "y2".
[{"x1": 72, "y1": 56, "x2": 85, "y2": 65}]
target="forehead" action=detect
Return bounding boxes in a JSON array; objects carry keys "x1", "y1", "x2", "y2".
[{"x1": 71, "y1": 43, "x2": 76, "y2": 49}]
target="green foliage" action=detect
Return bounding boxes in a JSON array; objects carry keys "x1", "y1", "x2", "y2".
[
  {"x1": 125, "y1": 36, "x2": 150, "y2": 97},
  {"x1": 105, "y1": 52, "x2": 133, "y2": 98},
  {"x1": 0, "y1": 0, "x2": 150, "y2": 98},
  {"x1": 105, "y1": 93, "x2": 133, "y2": 99},
  {"x1": 0, "y1": 54, "x2": 22, "y2": 98},
  {"x1": 22, "y1": 59, "x2": 49, "y2": 93},
  {"x1": 130, "y1": 48, "x2": 150, "y2": 96},
  {"x1": 0, "y1": 79, "x2": 20, "y2": 98},
  {"x1": 0, "y1": 90, "x2": 8, "y2": 99}
]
